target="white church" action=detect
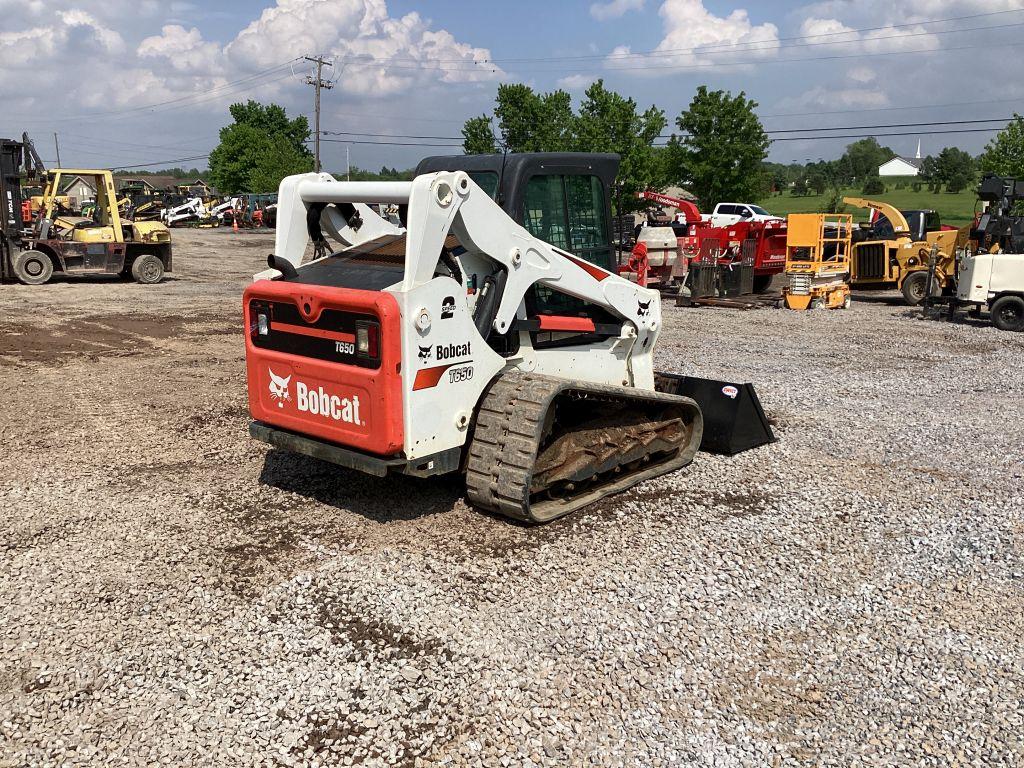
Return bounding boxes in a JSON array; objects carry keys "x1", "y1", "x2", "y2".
[{"x1": 879, "y1": 140, "x2": 924, "y2": 177}]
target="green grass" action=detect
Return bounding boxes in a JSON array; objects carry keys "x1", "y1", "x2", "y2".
[{"x1": 759, "y1": 186, "x2": 979, "y2": 226}]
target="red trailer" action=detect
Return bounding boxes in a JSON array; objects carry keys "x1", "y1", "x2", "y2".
[{"x1": 625, "y1": 191, "x2": 787, "y2": 294}]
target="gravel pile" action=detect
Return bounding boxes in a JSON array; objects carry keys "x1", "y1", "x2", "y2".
[{"x1": 2, "y1": 230, "x2": 1023, "y2": 766}]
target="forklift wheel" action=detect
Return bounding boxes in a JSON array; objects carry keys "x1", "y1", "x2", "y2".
[
  {"x1": 810, "y1": 298, "x2": 825, "y2": 310},
  {"x1": 13, "y1": 250, "x2": 53, "y2": 286},
  {"x1": 131, "y1": 254, "x2": 165, "y2": 284}
]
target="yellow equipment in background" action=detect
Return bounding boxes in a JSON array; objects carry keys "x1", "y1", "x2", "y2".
[
  {"x1": 782, "y1": 213, "x2": 852, "y2": 310},
  {"x1": 8, "y1": 168, "x2": 172, "y2": 285},
  {"x1": 843, "y1": 197, "x2": 965, "y2": 305}
]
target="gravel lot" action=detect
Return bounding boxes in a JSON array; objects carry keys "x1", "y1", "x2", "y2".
[{"x1": 2, "y1": 228, "x2": 1023, "y2": 767}]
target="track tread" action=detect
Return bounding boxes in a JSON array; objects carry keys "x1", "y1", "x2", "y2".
[{"x1": 465, "y1": 371, "x2": 703, "y2": 523}]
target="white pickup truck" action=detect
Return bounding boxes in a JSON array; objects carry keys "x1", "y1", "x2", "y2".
[
  {"x1": 705, "y1": 202, "x2": 783, "y2": 228},
  {"x1": 956, "y1": 252, "x2": 1024, "y2": 331}
]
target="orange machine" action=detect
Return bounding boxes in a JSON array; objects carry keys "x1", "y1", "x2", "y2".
[{"x1": 782, "y1": 214, "x2": 852, "y2": 310}]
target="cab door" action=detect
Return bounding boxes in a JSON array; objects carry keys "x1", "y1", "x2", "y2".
[{"x1": 521, "y1": 173, "x2": 613, "y2": 270}]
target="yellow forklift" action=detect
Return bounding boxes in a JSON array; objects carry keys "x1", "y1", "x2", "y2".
[
  {"x1": 9, "y1": 169, "x2": 172, "y2": 285},
  {"x1": 843, "y1": 197, "x2": 965, "y2": 305},
  {"x1": 782, "y1": 213, "x2": 852, "y2": 310}
]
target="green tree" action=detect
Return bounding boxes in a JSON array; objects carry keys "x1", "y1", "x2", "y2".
[
  {"x1": 840, "y1": 137, "x2": 895, "y2": 182},
  {"x1": 209, "y1": 101, "x2": 313, "y2": 193},
  {"x1": 918, "y1": 154, "x2": 937, "y2": 183},
  {"x1": 808, "y1": 171, "x2": 828, "y2": 195},
  {"x1": 980, "y1": 115, "x2": 1024, "y2": 177},
  {"x1": 821, "y1": 187, "x2": 846, "y2": 214},
  {"x1": 861, "y1": 176, "x2": 885, "y2": 195},
  {"x1": 946, "y1": 172, "x2": 970, "y2": 194},
  {"x1": 490, "y1": 83, "x2": 575, "y2": 152},
  {"x1": 663, "y1": 86, "x2": 770, "y2": 209},
  {"x1": 462, "y1": 115, "x2": 497, "y2": 154},
  {"x1": 791, "y1": 178, "x2": 808, "y2": 197},
  {"x1": 931, "y1": 146, "x2": 975, "y2": 191},
  {"x1": 462, "y1": 81, "x2": 665, "y2": 212},
  {"x1": 572, "y1": 80, "x2": 666, "y2": 211}
]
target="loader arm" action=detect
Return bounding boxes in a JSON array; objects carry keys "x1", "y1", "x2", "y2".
[
  {"x1": 269, "y1": 172, "x2": 660, "y2": 373},
  {"x1": 843, "y1": 197, "x2": 910, "y2": 237},
  {"x1": 273, "y1": 172, "x2": 405, "y2": 270}
]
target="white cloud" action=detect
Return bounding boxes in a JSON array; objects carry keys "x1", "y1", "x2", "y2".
[
  {"x1": 138, "y1": 25, "x2": 222, "y2": 73},
  {"x1": 590, "y1": 0, "x2": 645, "y2": 21},
  {"x1": 607, "y1": 0, "x2": 779, "y2": 74},
  {"x1": 557, "y1": 74, "x2": 598, "y2": 90},
  {"x1": 0, "y1": 9, "x2": 123, "y2": 69},
  {"x1": 777, "y1": 84, "x2": 891, "y2": 111},
  {"x1": 226, "y1": 0, "x2": 501, "y2": 96},
  {"x1": 798, "y1": 16, "x2": 940, "y2": 54},
  {"x1": 847, "y1": 66, "x2": 876, "y2": 84}
]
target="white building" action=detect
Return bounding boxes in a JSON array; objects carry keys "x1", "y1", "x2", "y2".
[{"x1": 879, "y1": 139, "x2": 923, "y2": 177}]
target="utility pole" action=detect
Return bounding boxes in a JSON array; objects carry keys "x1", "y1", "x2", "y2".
[
  {"x1": 346, "y1": 145, "x2": 350, "y2": 181},
  {"x1": 304, "y1": 55, "x2": 334, "y2": 173},
  {"x1": 53, "y1": 132, "x2": 61, "y2": 167}
]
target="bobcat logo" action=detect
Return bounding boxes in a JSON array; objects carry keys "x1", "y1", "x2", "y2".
[
  {"x1": 418, "y1": 345, "x2": 432, "y2": 361},
  {"x1": 637, "y1": 299, "x2": 651, "y2": 317},
  {"x1": 268, "y1": 368, "x2": 291, "y2": 407}
]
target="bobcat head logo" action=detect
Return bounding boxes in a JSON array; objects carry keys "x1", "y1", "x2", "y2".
[
  {"x1": 637, "y1": 299, "x2": 651, "y2": 317},
  {"x1": 418, "y1": 345, "x2": 432, "y2": 361},
  {"x1": 268, "y1": 368, "x2": 291, "y2": 407}
]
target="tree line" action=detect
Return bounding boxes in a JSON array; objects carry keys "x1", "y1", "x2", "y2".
[
  {"x1": 766, "y1": 139, "x2": 981, "y2": 199},
  {"x1": 205, "y1": 96, "x2": 1024, "y2": 207}
]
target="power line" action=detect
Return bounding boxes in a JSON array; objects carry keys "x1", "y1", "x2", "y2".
[
  {"x1": 343, "y1": 6, "x2": 1024, "y2": 66},
  {"x1": 656, "y1": 126, "x2": 1004, "y2": 145},
  {"x1": 761, "y1": 97, "x2": 1024, "y2": 119},
  {"x1": 344, "y1": 15, "x2": 1024, "y2": 73},
  {"x1": 322, "y1": 130, "x2": 463, "y2": 140},
  {"x1": 763, "y1": 117, "x2": 1012, "y2": 134},
  {"x1": 8, "y1": 60, "x2": 300, "y2": 124},
  {"x1": 109, "y1": 154, "x2": 211, "y2": 170},
  {"x1": 319, "y1": 117, "x2": 1014, "y2": 144},
  {"x1": 316, "y1": 138, "x2": 461, "y2": 147}
]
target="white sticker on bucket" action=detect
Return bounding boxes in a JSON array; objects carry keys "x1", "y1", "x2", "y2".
[{"x1": 721, "y1": 385, "x2": 739, "y2": 399}]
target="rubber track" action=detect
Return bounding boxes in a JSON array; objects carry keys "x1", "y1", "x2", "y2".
[{"x1": 465, "y1": 371, "x2": 702, "y2": 524}]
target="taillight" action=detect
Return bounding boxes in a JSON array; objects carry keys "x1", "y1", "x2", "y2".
[
  {"x1": 356, "y1": 320, "x2": 380, "y2": 359},
  {"x1": 249, "y1": 300, "x2": 270, "y2": 338}
]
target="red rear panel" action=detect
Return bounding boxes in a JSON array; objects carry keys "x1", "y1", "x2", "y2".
[{"x1": 243, "y1": 281, "x2": 404, "y2": 456}]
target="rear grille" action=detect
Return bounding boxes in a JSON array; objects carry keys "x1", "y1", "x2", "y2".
[
  {"x1": 789, "y1": 274, "x2": 811, "y2": 295},
  {"x1": 854, "y1": 243, "x2": 887, "y2": 280}
]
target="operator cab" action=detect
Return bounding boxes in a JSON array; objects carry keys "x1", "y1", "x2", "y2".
[
  {"x1": 415, "y1": 153, "x2": 618, "y2": 271},
  {"x1": 863, "y1": 209, "x2": 941, "y2": 242}
]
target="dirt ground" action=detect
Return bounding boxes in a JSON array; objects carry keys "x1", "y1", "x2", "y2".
[{"x1": 2, "y1": 228, "x2": 1022, "y2": 767}]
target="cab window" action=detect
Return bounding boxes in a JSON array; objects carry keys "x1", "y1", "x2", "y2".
[
  {"x1": 523, "y1": 174, "x2": 568, "y2": 249},
  {"x1": 468, "y1": 171, "x2": 498, "y2": 200},
  {"x1": 523, "y1": 173, "x2": 611, "y2": 269}
]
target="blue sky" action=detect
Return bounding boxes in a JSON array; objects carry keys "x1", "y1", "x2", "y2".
[{"x1": 2, "y1": 0, "x2": 1022, "y2": 175}]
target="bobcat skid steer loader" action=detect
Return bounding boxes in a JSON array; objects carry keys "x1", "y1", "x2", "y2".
[{"x1": 244, "y1": 163, "x2": 772, "y2": 523}]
